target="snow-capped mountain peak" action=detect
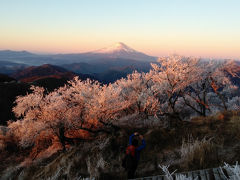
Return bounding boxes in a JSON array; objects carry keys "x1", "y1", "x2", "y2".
[
  {"x1": 88, "y1": 42, "x2": 157, "y2": 62},
  {"x1": 93, "y1": 42, "x2": 137, "y2": 54}
]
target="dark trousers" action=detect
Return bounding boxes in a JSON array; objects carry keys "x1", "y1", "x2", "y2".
[{"x1": 127, "y1": 163, "x2": 137, "y2": 179}]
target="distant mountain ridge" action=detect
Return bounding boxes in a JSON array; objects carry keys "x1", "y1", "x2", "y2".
[
  {"x1": 62, "y1": 58, "x2": 152, "y2": 74},
  {"x1": 0, "y1": 43, "x2": 156, "y2": 82},
  {"x1": 93, "y1": 66, "x2": 139, "y2": 83},
  {"x1": 0, "y1": 43, "x2": 157, "y2": 66},
  {"x1": 0, "y1": 50, "x2": 34, "y2": 57},
  {"x1": 0, "y1": 70, "x2": 93, "y2": 125},
  {"x1": 0, "y1": 61, "x2": 27, "y2": 74},
  {"x1": 12, "y1": 64, "x2": 92, "y2": 83},
  {"x1": 2, "y1": 44, "x2": 240, "y2": 85}
]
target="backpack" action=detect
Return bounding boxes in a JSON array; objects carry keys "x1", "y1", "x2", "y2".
[{"x1": 122, "y1": 145, "x2": 137, "y2": 170}]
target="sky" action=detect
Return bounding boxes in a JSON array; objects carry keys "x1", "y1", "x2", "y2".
[{"x1": 0, "y1": 0, "x2": 240, "y2": 59}]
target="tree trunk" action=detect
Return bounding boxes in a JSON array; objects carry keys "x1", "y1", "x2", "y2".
[
  {"x1": 59, "y1": 125, "x2": 66, "y2": 151},
  {"x1": 202, "y1": 83, "x2": 207, "y2": 117}
]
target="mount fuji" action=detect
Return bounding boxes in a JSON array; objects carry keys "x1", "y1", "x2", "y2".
[
  {"x1": 89, "y1": 42, "x2": 157, "y2": 62},
  {"x1": 50, "y1": 42, "x2": 157, "y2": 64},
  {"x1": 0, "y1": 43, "x2": 157, "y2": 81},
  {"x1": 94, "y1": 42, "x2": 138, "y2": 54}
]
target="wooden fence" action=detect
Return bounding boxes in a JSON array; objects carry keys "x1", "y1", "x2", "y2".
[{"x1": 132, "y1": 167, "x2": 235, "y2": 180}]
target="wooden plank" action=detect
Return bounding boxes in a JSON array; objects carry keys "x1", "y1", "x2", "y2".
[
  {"x1": 192, "y1": 170, "x2": 199, "y2": 179},
  {"x1": 143, "y1": 177, "x2": 153, "y2": 180},
  {"x1": 159, "y1": 176, "x2": 165, "y2": 180},
  {"x1": 131, "y1": 165, "x2": 239, "y2": 180},
  {"x1": 217, "y1": 168, "x2": 227, "y2": 180},
  {"x1": 156, "y1": 176, "x2": 164, "y2": 180},
  {"x1": 163, "y1": 175, "x2": 169, "y2": 180},
  {"x1": 221, "y1": 168, "x2": 230, "y2": 179},
  {"x1": 151, "y1": 176, "x2": 158, "y2": 180},
  {"x1": 183, "y1": 173, "x2": 189, "y2": 178},
  {"x1": 200, "y1": 170, "x2": 207, "y2": 180},
  {"x1": 225, "y1": 169, "x2": 233, "y2": 177},
  {"x1": 206, "y1": 169, "x2": 213, "y2": 180},
  {"x1": 176, "y1": 172, "x2": 188, "y2": 179},
  {"x1": 223, "y1": 167, "x2": 233, "y2": 178},
  {"x1": 173, "y1": 173, "x2": 177, "y2": 180},
  {"x1": 213, "y1": 168, "x2": 221, "y2": 180},
  {"x1": 188, "y1": 171, "x2": 193, "y2": 179},
  {"x1": 174, "y1": 172, "x2": 179, "y2": 179}
]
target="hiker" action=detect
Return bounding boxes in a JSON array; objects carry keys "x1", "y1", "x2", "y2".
[{"x1": 124, "y1": 132, "x2": 146, "y2": 179}]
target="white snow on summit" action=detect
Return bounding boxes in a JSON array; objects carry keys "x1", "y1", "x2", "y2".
[
  {"x1": 93, "y1": 42, "x2": 138, "y2": 54},
  {"x1": 90, "y1": 42, "x2": 156, "y2": 62}
]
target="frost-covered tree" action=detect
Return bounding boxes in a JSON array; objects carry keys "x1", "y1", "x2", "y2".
[
  {"x1": 114, "y1": 71, "x2": 159, "y2": 118},
  {"x1": 9, "y1": 86, "x2": 47, "y2": 147},
  {"x1": 226, "y1": 96, "x2": 240, "y2": 110},
  {"x1": 7, "y1": 56, "x2": 239, "y2": 149},
  {"x1": 9, "y1": 78, "x2": 105, "y2": 149},
  {"x1": 8, "y1": 75, "x2": 159, "y2": 149},
  {"x1": 182, "y1": 60, "x2": 238, "y2": 116},
  {"x1": 148, "y1": 55, "x2": 201, "y2": 122}
]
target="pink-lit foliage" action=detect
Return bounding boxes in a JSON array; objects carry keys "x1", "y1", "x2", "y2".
[
  {"x1": 181, "y1": 60, "x2": 239, "y2": 117},
  {"x1": 7, "y1": 56, "x2": 239, "y2": 149}
]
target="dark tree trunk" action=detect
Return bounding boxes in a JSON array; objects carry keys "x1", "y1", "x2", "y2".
[
  {"x1": 202, "y1": 83, "x2": 207, "y2": 117},
  {"x1": 59, "y1": 125, "x2": 66, "y2": 151}
]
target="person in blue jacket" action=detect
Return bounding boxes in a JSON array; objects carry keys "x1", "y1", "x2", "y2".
[{"x1": 126, "y1": 132, "x2": 146, "y2": 179}]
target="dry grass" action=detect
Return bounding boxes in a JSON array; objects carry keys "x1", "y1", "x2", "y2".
[
  {"x1": 1, "y1": 110, "x2": 240, "y2": 179},
  {"x1": 225, "y1": 115, "x2": 240, "y2": 138},
  {"x1": 180, "y1": 136, "x2": 216, "y2": 170}
]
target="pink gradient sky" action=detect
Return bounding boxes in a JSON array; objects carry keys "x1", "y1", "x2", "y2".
[{"x1": 0, "y1": 0, "x2": 240, "y2": 59}]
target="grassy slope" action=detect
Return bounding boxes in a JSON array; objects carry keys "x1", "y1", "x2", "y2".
[{"x1": 1, "y1": 110, "x2": 240, "y2": 179}]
